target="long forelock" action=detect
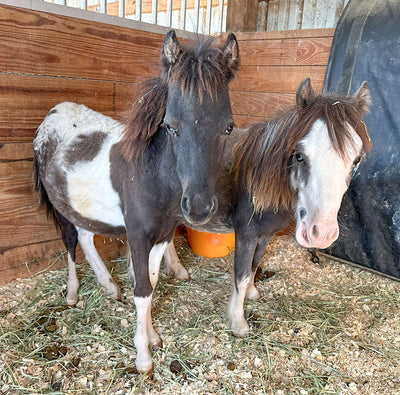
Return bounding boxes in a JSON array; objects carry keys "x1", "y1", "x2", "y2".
[
  {"x1": 121, "y1": 38, "x2": 235, "y2": 161},
  {"x1": 233, "y1": 93, "x2": 371, "y2": 214},
  {"x1": 162, "y1": 38, "x2": 231, "y2": 102}
]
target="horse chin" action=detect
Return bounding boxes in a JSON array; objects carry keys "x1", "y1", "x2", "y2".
[{"x1": 184, "y1": 214, "x2": 214, "y2": 227}]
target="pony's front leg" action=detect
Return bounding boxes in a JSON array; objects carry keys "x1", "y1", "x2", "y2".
[
  {"x1": 130, "y1": 240, "x2": 168, "y2": 374},
  {"x1": 164, "y1": 240, "x2": 190, "y2": 280},
  {"x1": 228, "y1": 234, "x2": 258, "y2": 337},
  {"x1": 245, "y1": 235, "x2": 272, "y2": 301}
]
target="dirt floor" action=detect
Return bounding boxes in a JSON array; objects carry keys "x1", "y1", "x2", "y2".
[{"x1": 0, "y1": 235, "x2": 400, "y2": 394}]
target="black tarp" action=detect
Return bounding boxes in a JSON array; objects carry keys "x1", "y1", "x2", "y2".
[{"x1": 323, "y1": 0, "x2": 400, "y2": 278}]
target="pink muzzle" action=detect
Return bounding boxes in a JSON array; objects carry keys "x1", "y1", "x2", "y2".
[{"x1": 296, "y1": 218, "x2": 339, "y2": 249}]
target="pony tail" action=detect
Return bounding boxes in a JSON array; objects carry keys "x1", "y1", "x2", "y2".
[
  {"x1": 122, "y1": 78, "x2": 168, "y2": 161},
  {"x1": 32, "y1": 156, "x2": 62, "y2": 232}
]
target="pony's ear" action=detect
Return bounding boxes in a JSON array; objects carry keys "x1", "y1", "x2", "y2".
[
  {"x1": 352, "y1": 81, "x2": 371, "y2": 114},
  {"x1": 162, "y1": 30, "x2": 181, "y2": 67},
  {"x1": 296, "y1": 78, "x2": 316, "y2": 110},
  {"x1": 222, "y1": 33, "x2": 240, "y2": 76}
]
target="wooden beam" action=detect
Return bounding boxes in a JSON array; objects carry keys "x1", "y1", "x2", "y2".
[{"x1": 226, "y1": 0, "x2": 258, "y2": 32}]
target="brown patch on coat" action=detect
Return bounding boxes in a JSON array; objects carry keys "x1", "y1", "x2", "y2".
[{"x1": 65, "y1": 132, "x2": 107, "y2": 166}]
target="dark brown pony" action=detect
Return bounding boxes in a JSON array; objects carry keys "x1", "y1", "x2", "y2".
[{"x1": 33, "y1": 30, "x2": 239, "y2": 374}]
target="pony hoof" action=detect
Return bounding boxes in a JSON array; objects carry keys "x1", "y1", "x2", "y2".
[
  {"x1": 166, "y1": 266, "x2": 190, "y2": 281},
  {"x1": 113, "y1": 293, "x2": 123, "y2": 302},
  {"x1": 152, "y1": 338, "x2": 163, "y2": 349},
  {"x1": 136, "y1": 364, "x2": 154, "y2": 378},
  {"x1": 245, "y1": 286, "x2": 261, "y2": 300},
  {"x1": 231, "y1": 322, "x2": 250, "y2": 338},
  {"x1": 177, "y1": 271, "x2": 190, "y2": 281},
  {"x1": 66, "y1": 295, "x2": 78, "y2": 307},
  {"x1": 109, "y1": 287, "x2": 122, "y2": 301}
]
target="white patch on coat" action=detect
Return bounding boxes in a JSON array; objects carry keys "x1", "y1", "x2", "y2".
[
  {"x1": 35, "y1": 102, "x2": 125, "y2": 227},
  {"x1": 228, "y1": 276, "x2": 251, "y2": 337},
  {"x1": 66, "y1": 137, "x2": 125, "y2": 226},
  {"x1": 134, "y1": 295, "x2": 154, "y2": 372},
  {"x1": 148, "y1": 242, "x2": 168, "y2": 289}
]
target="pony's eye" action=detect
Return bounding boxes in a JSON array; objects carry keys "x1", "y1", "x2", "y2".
[
  {"x1": 165, "y1": 124, "x2": 179, "y2": 137},
  {"x1": 225, "y1": 124, "x2": 234, "y2": 135},
  {"x1": 352, "y1": 156, "x2": 361, "y2": 177},
  {"x1": 295, "y1": 152, "x2": 304, "y2": 162}
]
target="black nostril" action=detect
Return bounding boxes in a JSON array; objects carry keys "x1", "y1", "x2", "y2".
[
  {"x1": 299, "y1": 208, "x2": 307, "y2": 220},
  {"x1": 312, "y1": 224, "x2": 319, "y2": 237},
  {"x1": 181, "y1": 196, "x2": 191, "y2": 216}
]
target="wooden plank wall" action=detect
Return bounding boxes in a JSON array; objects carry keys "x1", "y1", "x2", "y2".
[
  {"x1": 0, "y1": 4, "x2": 168, "y2": 285},
  {"x1": 229, "y1": 28, "x2": 334, "y2": 127},
  {"x1": 0, "y1": 4, "x2": 334, "y2": 286}
]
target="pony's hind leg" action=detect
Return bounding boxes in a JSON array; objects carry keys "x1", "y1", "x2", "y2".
[
  {"x1": 77, "y1": 228, "x2": 121, "y2": 301},
  {"x1": 56, "y1": 213, "x2": 79, "y2": 306},
  {"x1": 164, "y1": 240, "x2": 190, "y2": 280}
]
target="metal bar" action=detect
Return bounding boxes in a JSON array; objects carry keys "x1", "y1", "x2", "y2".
[
  {"x1": 181, "y1": 0, "x2": 187, "y2": 30},
  {"x1": 119, "y1": 0, "x2": 125, "y2": 17},
  {"x1": 167, "y1": 0, "x2": 173, "y2": 27},
  {"x1": 206, "y1": 0, "x2": 212, "y2": 34},
  {"x1": 219, "y1": 0, "x2": 224, "y2": 32},
  {"x1": 80, "y1": 0, "x2": 87, "y2": 11},
  {"x1": 152, "y1": 0, "x2": 158, "y2": 24},
  {"x1": 194, "y1": 0, "x2": 200, "y2": 33},
  {"x1": 136, "y1": 0, "x2": 142, "y2": 20},
  {"x1": 99, "y1": 0, "x2": 106, "y2": 14}
]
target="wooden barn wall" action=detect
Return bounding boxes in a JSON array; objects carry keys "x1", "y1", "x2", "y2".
[
  {"x1": 0, "y1": 3, "x2": 334, "y2": 286},
  {"x1": 0, "y1": 4, "x2": 168, "y2": 285},
  {"x1": 230, "y1": 28, "x2": 334, "y2": 127}
]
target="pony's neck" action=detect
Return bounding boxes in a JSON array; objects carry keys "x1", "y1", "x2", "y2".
[{"x1": 140, "y1": 126, "x2": 181, "y2": 187}]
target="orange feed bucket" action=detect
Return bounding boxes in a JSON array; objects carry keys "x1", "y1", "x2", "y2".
[{"x1": 186, "y1": 228, "x2": 235, "y2": 258}]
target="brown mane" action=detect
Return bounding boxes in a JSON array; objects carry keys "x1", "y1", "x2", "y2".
[
  {"x1": 122, "y1": 37, "x2": 238, "y2": 161},
  {"x1": 233, "y1": 93, "x2": 372, "y2": 214}
]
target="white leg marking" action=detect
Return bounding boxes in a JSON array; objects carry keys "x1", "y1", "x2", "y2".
[
  {"x1": 229, "y1": 276, "x2": 251, "y2": 337},
  {"x1": 147, "y1": 304, "x2": 162, "y2": 347},
  {"x1": 77, "y1": 228, "x2": 121, "y2": 300},
  {"x1": 66, "y1": 252, "x2": 79, "y2": 306},
  {"x1": 133, "y1": 243, "x2": 168, "y2": 373},
  {"x1": 148, "y1": 242, "x2": 168, "y2": 289},
  {"x1": 245, "y1": 270, "x2": 261, "y2": 300},
  {"x1": 164, "y1": 241, "x2": 189, "y2": 280},
  {"x1": 134, "y1": 295, "x2": 154, "y2": 373}
]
